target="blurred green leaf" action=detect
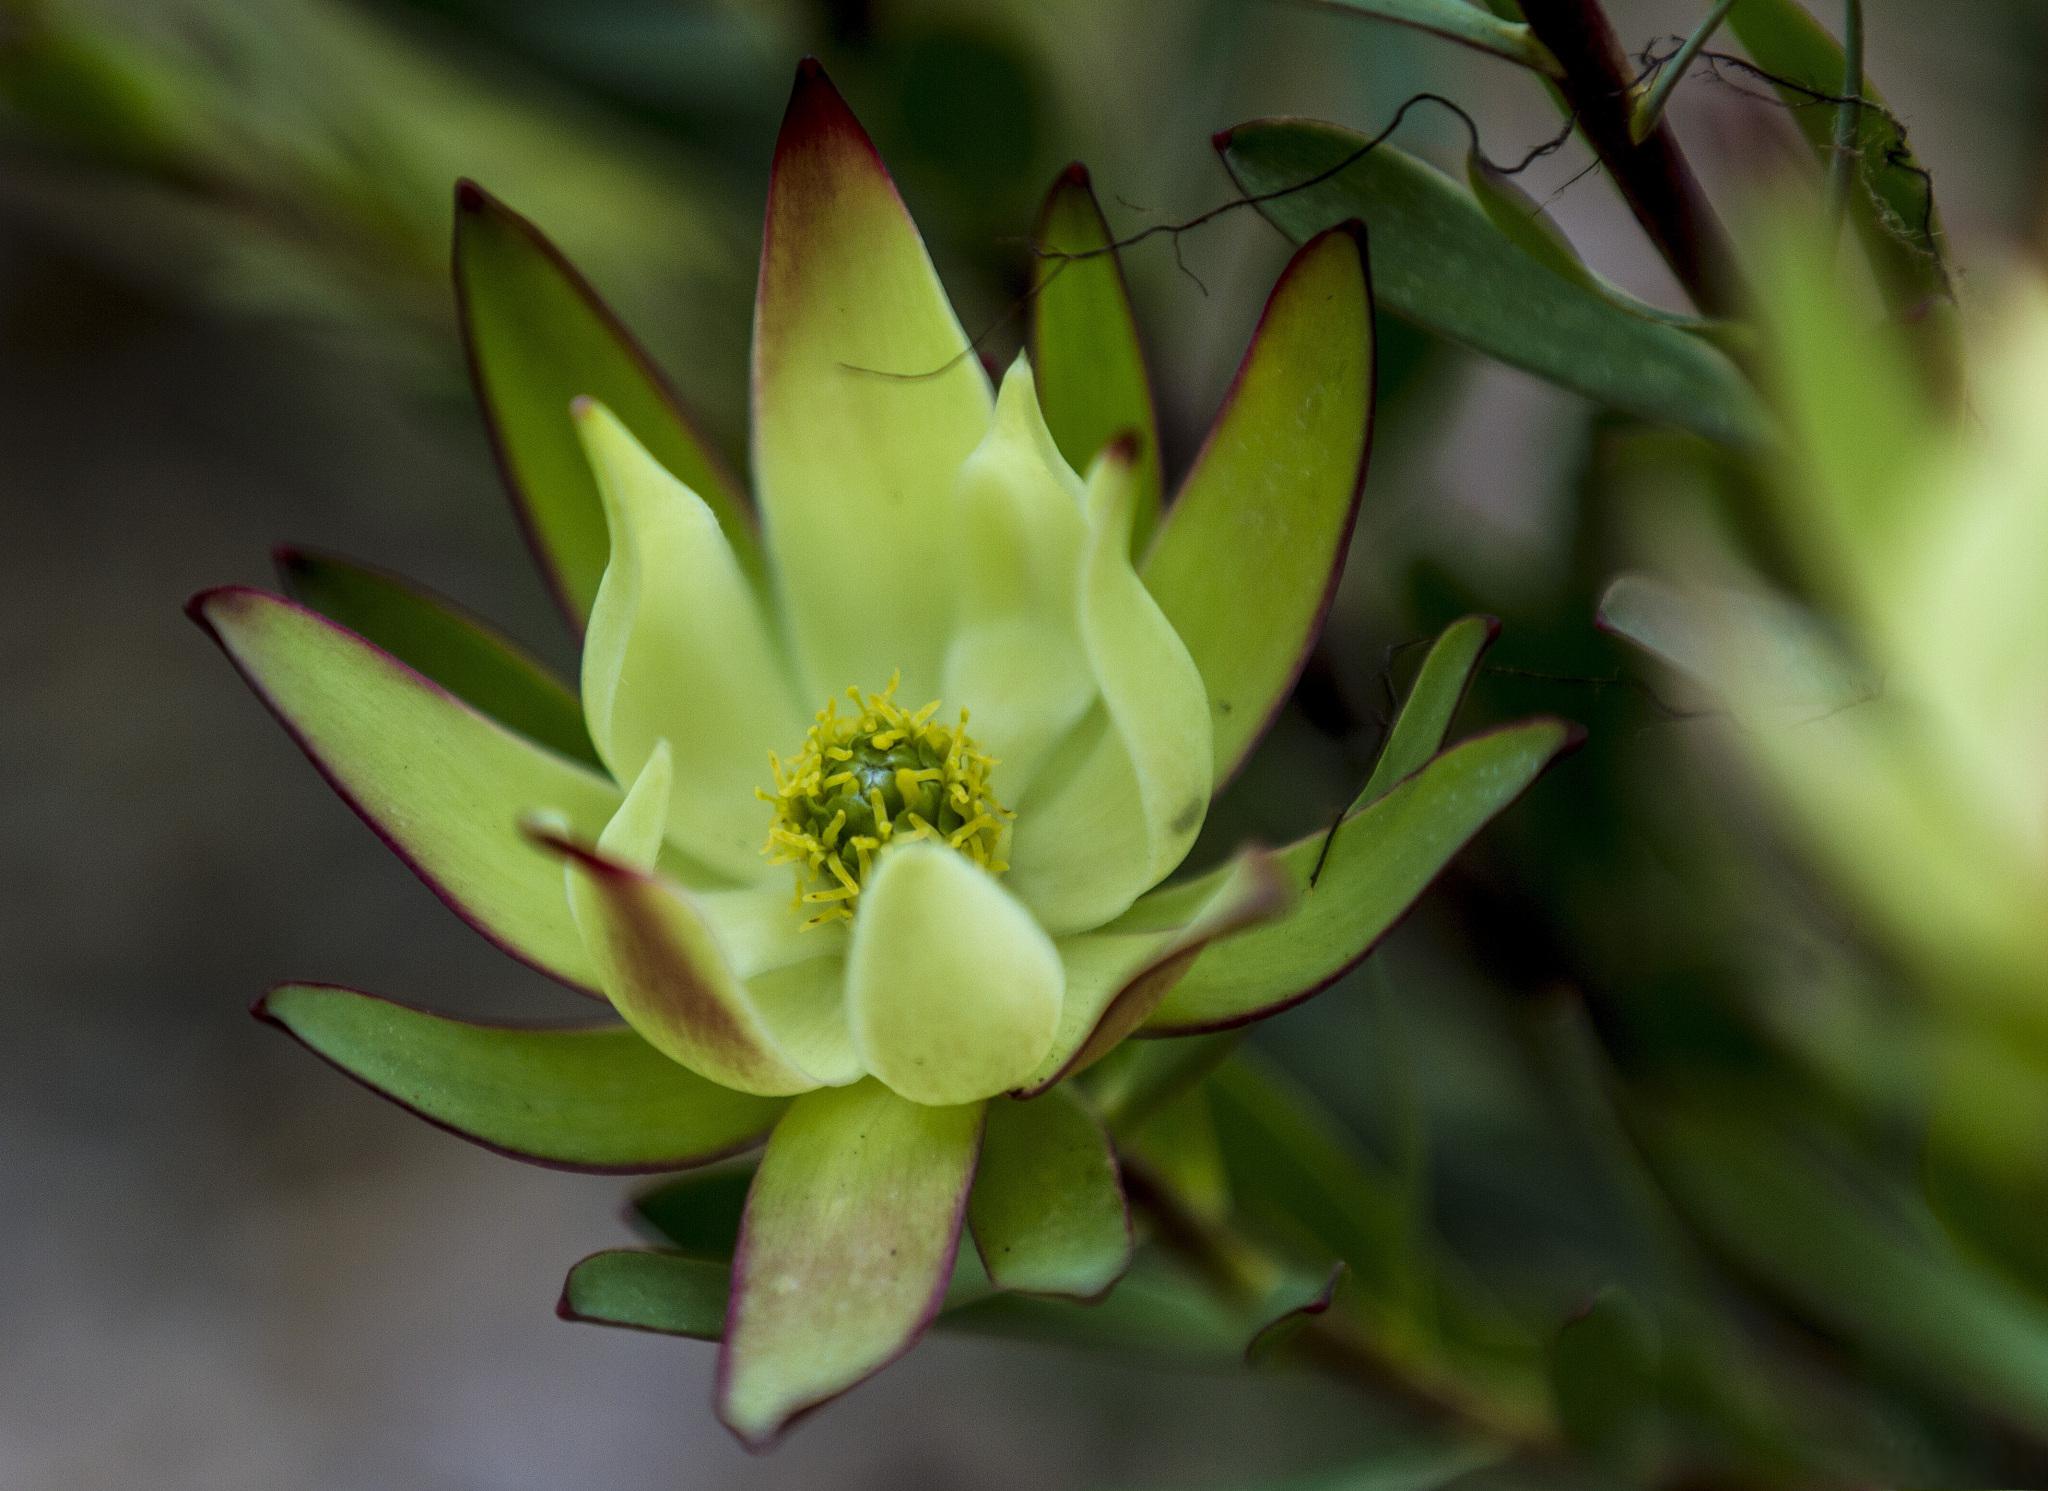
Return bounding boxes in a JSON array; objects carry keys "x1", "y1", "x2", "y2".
[
  {"x1": 943, "y1": 1251, "x2": 1251, "y2": 1360},
  {"x1": 1550, "y1": 1286, "x2": 1659, "y2": 1475},
  {"x1": 1726, "y1": 0, "x2": 1949, "y2": 310},
  {"x1": 1087, "y1": 1030, "x2": 1241, "y2": 1129},
  {"x1": 1649, "y1": 1101, "x2": 2048, "y2": 1433},
  {"x1": 1357, "y1": 614, "x2": 1496, "y2": 805},
  {"x1": 969, "y1": 1090, "x2": 1132, "y2": 1299},
  {"x1": 1217, "y1": 120, "x2": 1765, "y2": 447},
  {"x1": 631, "y1": 1161, "x2": 754, "y2": 1257},
  {"x1": 1312, "y1": 0, "x2": 1562, "y2": 74},
  {"x1": 256, "y1": 984, "x2": 782, "y2": 1169},
  {"x1": 1207, "y1": 1054, "x2": 1412, "y2": 1292},
  {"x1": 1246, "y1": 1262, "x2": 1347, "y2": 1365},
  {"x1": 1597, "y1": 572, "x2": 1872, "y2": 716},
  {"x1": 454, "y1": 180, "x2": 756, "y2": 627},
  {"x1": 1148, "y1": 719, "x2": 1577, "y2": 1034},
  {"x1": 1029, "y1": 163, "x2": 1162, "y2": 551},
  {"x1": 560, "y1": 1249, "x2": 727, "y2": 1339},
  {"x1": 274, "y1": 548, "x2": 597, "y2": 767},
  {"x1": 1120, "y1": 1081, "x2": 1233, "y2": 1223},
  {"x1": 1100, "y1": 1440, "x2": 1503, "y2": 1491}
]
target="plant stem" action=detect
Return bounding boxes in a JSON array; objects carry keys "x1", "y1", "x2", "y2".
[
  {"x1": 1120, "y1": 1160, "x2": 1561, "y2": 1458},
  {"x1": 1629, "y1": 0, "x2": 1737, "y2": 144},
  {"x1": 1824, "y1": 0, "x2": 1866, "y2": 232},
  {"x1": 1518, "y1": 0, "x2": 1743, "y2": 316}
]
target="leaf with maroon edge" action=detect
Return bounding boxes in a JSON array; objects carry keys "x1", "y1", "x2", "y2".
[
  {"x1": 1141, "y1": 223, "x2": 1375, "y2": 787},
  {"x1": 968, "y1": 1089, "x2": 1132, "y2": 1299},
  {"x1": 751, "y1": 58, "x2": 992, "y2": 703},
  {"x1": 189, "y1": 586, "x2": 620, "y2": 991},
  {"x1": 273, "y1": 546, "x2": 598, "y2": 768},
  {"x1": 560, "y1": 1250, "x2": 731, "y2": 1340},
  {"x1": 454, "y1": 179, "x2": 758, "y2": 628},
  {"x1": 1356, "y1": 613, "x2": 1498, "y2": 804},
  {"x1": 256, "y1": 984, "x2": 783, "y2": 1171},
  {"x1": 1028, "y1": 162, "x2": 1162, "y2": 550},
  {"x1": 1145, "y1": 719, "x2": 1579, "y2": 1034},
  {"x1": 717, "y1": 1081, "x2": 983, "y2": 1448}
]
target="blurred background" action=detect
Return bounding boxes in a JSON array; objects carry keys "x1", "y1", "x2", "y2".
[{"x1": 5, "y1": 0, "x2": 2048, "y2": 1487}]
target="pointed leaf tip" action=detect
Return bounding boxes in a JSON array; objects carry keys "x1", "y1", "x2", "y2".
[
  {"x1": 777, "y1": 55, "x2": 870, "y2": 154},
  {"x1": 189, "y1": 585, "x2": 623, "y2": 989},
  {"x1": 718, "y1": 1084, "x2": 982, "y2": 1448},
  {"x1": 455, "y1": 180, "x2": 756, "y2": 627},
  {"x1": 1029, "y1": 164, "x2": 1162, "y2": 549},
  {"x1": 255, "y1": 982, "x2": 782, "y2": 1171},
  {"x1": 1142, "y1": 223, "x2": 1374, "y2": 783}
]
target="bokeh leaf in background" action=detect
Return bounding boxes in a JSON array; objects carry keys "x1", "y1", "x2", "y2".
[
  {"x1": 1216, "y1": 119, "x2": 1765, "y2": 446},
  {"x1": 1726, "y1": 0, "x2": 1950, "y2": 312},
  {"x1": 1310, "y1": 0, "x2": 1562, "y2": 74}
]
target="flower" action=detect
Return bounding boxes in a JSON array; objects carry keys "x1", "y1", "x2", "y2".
[{"x1": 191, "y1": 59, "x2": 1575, "y2": 1446}]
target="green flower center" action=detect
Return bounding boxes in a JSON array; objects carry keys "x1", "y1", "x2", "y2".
[{"x1": 761, "y1": 675, "x2": 1011, "y2": 928}]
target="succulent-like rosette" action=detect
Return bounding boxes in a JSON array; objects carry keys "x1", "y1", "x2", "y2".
[{"x1": 192, "y1": 60, "x2": 1574, "y2": 1445}]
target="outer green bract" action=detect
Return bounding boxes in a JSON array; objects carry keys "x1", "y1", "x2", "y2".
[{"x1": 191, "y1": 59, "x2": 1573, "y2": 1446}]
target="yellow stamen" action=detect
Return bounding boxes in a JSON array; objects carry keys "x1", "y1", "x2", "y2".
[{"x1": 759, "y1": 672, "x2": 1012, "y2": 927}]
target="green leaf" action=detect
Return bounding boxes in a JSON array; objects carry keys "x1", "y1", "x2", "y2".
[
  {"x1": 941, "y1": 1250, "x2": 1251, "y2": 1360},
  {"x1": 256, "y1": 983, "x2": 783, "y2": 1171},
  {"x1": 560, "y1": 1249, "x2": 728, "y2": 1339},
  {"x1": 453, "y1": 180, "x2": 756, "y2": 627},
  {"x1": 1551, "y1": 1286, "x2": 1660, "y2": 1475},
  {"x1": 1142, "y1": 225, "x2": 1374, "y2": 783},
  {"x1": 191, "y1": 587, "x2": 621, "y2": 989},
  {"x1": 1029, "y1": 163, "x2": 1162, "y2": 551},
  {"x1": 1357, "y1": 614, "x2": 1496, "y2": 805},
  {"x1": 632, "y1": 1162, "x2": 755, "y2": 1257},
  {"x1": 968, "y1": 1089, "x2": 1131, "y2": 1299},
  {"x1": 1205, "y1": 1053, "x2": 1412, "y2": 1289},
  {"x1": 1087, "y1": 1029, "x2": 1242, "y2": 1129},
  {"x1": 1246, "y1": 1262, "x2": 1347, "y2": 1365},
  {"x1": 752, "y1": 61, "x2": 993, "y2": 704},
  {"x1": 1117, "y1": 1078, "x2": 1233, "y2": 1222},
  {"x1": 1313, "y1": 0, "x2": 1562, "y2": 74},
  {"x1": 1097, "y1": 1440, "x2": 1504, "y2": 1491},
  {"x1": 1649, "y1": 1100, "x2": 2048, "y2": 1433},
  {"x1": 717, "y1": 1082, "x2": 983, "y2": 1448},
  {"x1": 1217, "y1": 120, "x2": 1765, "y2": 448},
  {"x1": 1030, "y1": 849, "x2": 1290, "y2": 1095},
  {"x1": 1725, "y1": 0, "x2": 1949, "y2": 310},
  {"x1": 1597, "y1": 572, "x2": 1872, "y2": 717},
  {"x1": 274, "y1": 549, "x2": 597, "y2": 768},
  {"x1": 1147, "y1": 719, "x2": 1577, "y2": 1033},
  {"x1": 1462, "y1": 155, "x2": 1727, "y2": 336}
]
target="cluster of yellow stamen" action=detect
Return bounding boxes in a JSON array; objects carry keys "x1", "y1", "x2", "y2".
[{"x1": 761, "y1": 674, "x2": 1012, "y2": 928}]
